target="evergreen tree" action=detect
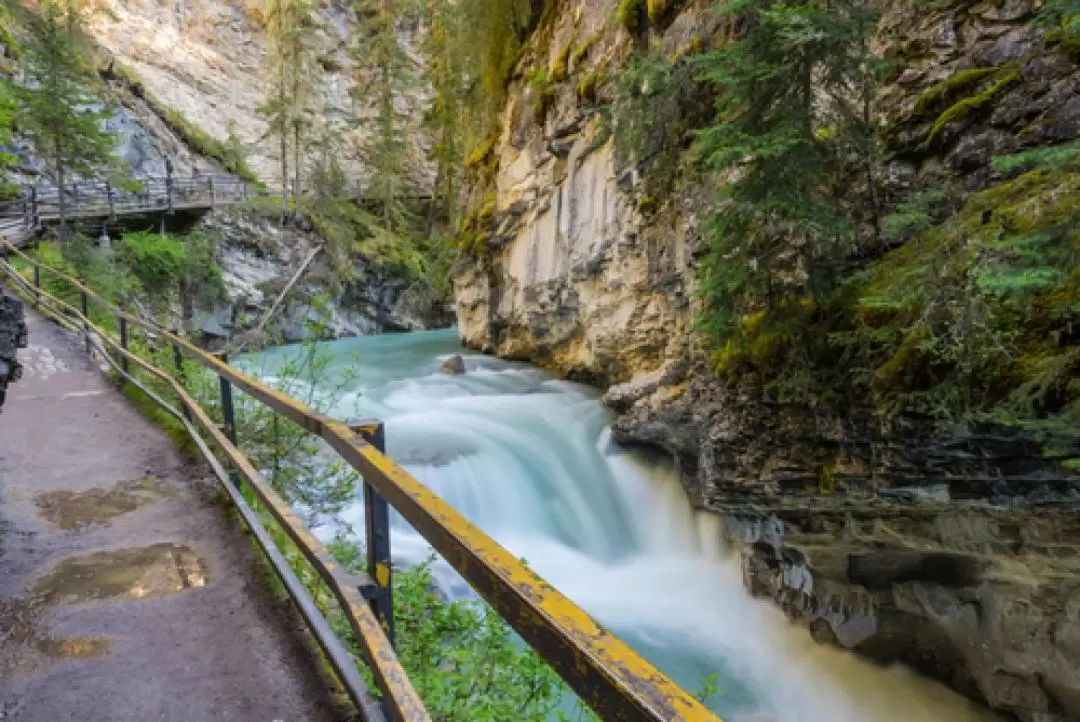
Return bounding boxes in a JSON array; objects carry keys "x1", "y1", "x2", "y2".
[
  {"x1": 15, "y1": 0, "x2": 117, "y2": 234},
  {"x1": 260, "y1": 0, "x2": 317, "y2": 220},
  {"x1": 351, "y1": 0, "x2": 420, "y2": 233},
  {"x1": 692, "y1": 0, "x2": 879, "y2": 343},
  {"x1": 422, "y1": 0, "x2": 467, "y2": 228}
]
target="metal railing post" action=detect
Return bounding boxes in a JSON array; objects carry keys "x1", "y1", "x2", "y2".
[
  {"x1": 219, "y1": 352, "x2": 241, "y2": 487},
  {"x1": 21, "y1": 191, "x2": 28, "y2": 229},
  {"x1": 208, "y1": 176, "x2": 215, "y2": 209},
  {"x1": 166, "y1": 159, "x2": 174, "y2": 214},
  {"x1": 81, "y1": 291, "x2": 90, "y2": 354},
  {"x1": 33, "y1": 265, "x2": 40, "y2": 304},
  {"x1": 30, "y1": 186, "x2": 38, "y2": 228},
  {"x1": 349, "y1": 419, "x2": 395, "y2": 648},
  {"x1": 106, "y1": 180, "x2": 116, "y2": 221},
  {"x1": 118, "y1": 313, "x2": 129, "y2": 376}
]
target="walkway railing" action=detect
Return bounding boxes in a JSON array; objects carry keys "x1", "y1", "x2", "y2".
[
  {"x1": 0, "y1": 173, "x2": 253, "y2": 236},
  {"x1": 0, "y1": 239, "x2": 722, "y2": 722}
]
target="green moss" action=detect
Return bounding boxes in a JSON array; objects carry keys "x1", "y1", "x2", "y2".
[
  {"x1": 616, "y1": 0, "x2": 646, "y2": 32},
  {"x1": 919, "y1": 66, "x2": 1021, "y2": 149},
  {"x1": 914, "y1": 66, "x2": 1002, "y2": 115},
  {"x1": 465, "y1": 135, "x2": 498, "y2": 168},
  {"x1": 818, "y1": 458, "x2": 838, "y2": 493},
  {"x1": 571, "y1": 33, "x2": 600, "y2": 67},
  {"x1": 551, "y1": 42, "x2": 572, "y2": 81},
  {"x1": 647, "y1": 0, "x2": 671, "y2": 22},
  {"x1": 105, "y1": 63, "x2": 260, "y2": 184}
]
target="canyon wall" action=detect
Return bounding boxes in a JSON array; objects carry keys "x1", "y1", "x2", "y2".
[{"x1": 454, "y1": 1, "x2": 1080, "y2": 719}]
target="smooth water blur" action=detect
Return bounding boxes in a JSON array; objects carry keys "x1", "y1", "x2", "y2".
[{"x1": 252, "y1": 329, "x2": 997, "y2": 722}]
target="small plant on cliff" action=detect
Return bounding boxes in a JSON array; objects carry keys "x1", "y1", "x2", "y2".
[{"x1": 692, "y1": 0, "x2": 881, "y2": 345}]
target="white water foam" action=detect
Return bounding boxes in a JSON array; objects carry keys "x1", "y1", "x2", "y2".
[{"x1": 252, "y1": 330, "x2": 998, "y2": 721}]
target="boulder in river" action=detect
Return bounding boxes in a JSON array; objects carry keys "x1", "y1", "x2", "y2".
[{"x1": 440, "y1": 355, "x2": 466, "y2": 375}]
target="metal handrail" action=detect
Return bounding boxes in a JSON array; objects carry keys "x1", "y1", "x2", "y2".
[{"x1": 1, "y1": 240, "x2": 723, "y2": 722}]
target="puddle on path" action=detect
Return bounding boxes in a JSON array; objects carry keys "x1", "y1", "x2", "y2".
[
  {"x1": 30, "y1": 542, "x2": 209, "y2": 605},
  {"x1": 0, "y1": 596, "x2": 111, "y2": 678},
  {"x1": 35, "y1": 478, "x2": 171, "y2": 531},
  {"x1": 0, "y1": 542, "x2": 206, "y2": 678}
]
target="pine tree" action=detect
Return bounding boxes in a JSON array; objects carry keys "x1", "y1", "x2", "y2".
[
  {"x1": 260, "y1": 0, "x2": 317, "y2": 220},
  {"x1": 15, "y1": 0, "x2": 117, "y2": 234},
  {"x1": 351, "y1": 0, "x2": 420, "y2": 233},
  {"x1": 692, "y1": 0, "x2": 880, "y2": 343},
  {"x1": 422, "y1": 0, "x2": 467, "y2": 229}
]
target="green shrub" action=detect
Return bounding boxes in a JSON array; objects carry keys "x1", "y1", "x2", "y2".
[{"x1": 115, "y1": 231, "x2": 188, "y2": 292}]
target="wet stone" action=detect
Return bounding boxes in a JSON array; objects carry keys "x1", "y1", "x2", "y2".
[
  {"x1": 35, "y1": 478, "x2": 170, "y2": 531},
  {"x1": 29, "y1": 543, "x2": 210, "y2": 605}
]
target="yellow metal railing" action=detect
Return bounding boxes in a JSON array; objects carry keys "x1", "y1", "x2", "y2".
[{"x1": 1, "y1": 239, "x2": 722, "y2": 722}]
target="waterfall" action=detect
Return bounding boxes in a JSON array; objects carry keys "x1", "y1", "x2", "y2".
[{"x1": 252, "y1": 329, "x2": 997, "y2": 722}]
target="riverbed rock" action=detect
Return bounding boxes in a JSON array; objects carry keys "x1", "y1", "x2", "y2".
[{"x1": 440, "y1": 355, "x2": 466, "y2": 375}]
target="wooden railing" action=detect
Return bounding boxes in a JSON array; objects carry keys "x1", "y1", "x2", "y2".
[{"x1": 0, "y1": 240, "x2": 722, "y2": 722}]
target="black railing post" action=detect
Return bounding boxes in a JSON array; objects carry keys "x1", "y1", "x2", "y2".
[
  {"x1": 21, "y1": 190, "x2": 28, "y2": 229},
  {"x1": 166, "y1": 159, "x2": 174, "y2": 214},
  {"x1": 81, "y1": 291, "x2": 90, "y2": 354},
  {"x1": 106, "y1": 180, "x2": 116, "y2": 221},
  {"x1": 219, "y1": 352, "x2": 241, "y2": 487},
  {"x1": 118, "y1": 313, "x2": 129, "y2": 376},
  {"x1": 208, "y1": 176, "x2": 215, "y2": 209},
  {"x1": 349, "y1": 418, "x2": 395, "y2": 647},
  {"x1": 30, "y1": 186, "x2": 38, "y2": 228}
]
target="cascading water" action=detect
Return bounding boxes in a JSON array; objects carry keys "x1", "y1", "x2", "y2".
[{"x1": 253, "y1": 329, "x2": 997, "y2": 722}]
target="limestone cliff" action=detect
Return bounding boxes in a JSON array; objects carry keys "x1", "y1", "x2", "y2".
[{"x1": 454, "y1": 1, "x2": 1080, "y2": 719}]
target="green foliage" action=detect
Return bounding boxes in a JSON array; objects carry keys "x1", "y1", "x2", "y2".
[
  {"x1": 15, "y1": 0, "x2": 121, "y2": 227},
  {"x1": 351, "y1": 0, "x2": 421, "y2": 234},
  {"x1": 344, "y1": 547, "x2": 570, "y2": 720},
  {"x1": 1039, "y1": 0, "x2": 1080, "y2": 50},
  {"x1": 616, "y1": 0, "x2": 646, "y2": 32},
  {"x1": 115, "y1": 231, "x2": 189, "y2": 291},
  {"x1": 914, "y1": 66, "x2": 1002, "y2": 114},
  {"x1": 839, "y1": 157, "x2": 1080, "y2": 450},
  {"x1": 230, "y1": 340, "x2": 360, "y2": 520},
  {"x1": 571, "y1": 33, "x2": 599, "y2": 67},
  {"x1": 880, "y1": 184, "x2": 959, "y2": 241},
  {"x1": 551, "y1": 41, "x2": 572, "y2": 81},
  {"x1": 610, "y1": 49, "x2": 708, "y2": 197},
  {"x1": 161, "y1": 106, "x2": 260, "y2": 183},
  {"x1": 919, "y1": 66, "x2": 1020, "y2": 149},
  {"x1": 259, "y1": 0, "x2": 317, "y2": 206},
  {"x1": 693, "y1": 0, "x2": 881, "y2": 343}
]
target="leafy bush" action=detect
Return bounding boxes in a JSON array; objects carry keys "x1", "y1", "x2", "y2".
[{"x1": 115, "y1": 231, "x2": 189, "y2": 292}]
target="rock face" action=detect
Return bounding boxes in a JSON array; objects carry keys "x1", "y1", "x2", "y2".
[
  {"x1": 0, "y1": 293, "x2": 27, "y2": 412},
  {"x1": 83, "y1": 0, "x2": 430, "y2": 187},
  {"x1": 195, "y1": 210, "x2": 453, "y2": 345},
  {"x1": 453, "y1": 0, "x2": 1080, "y2": 718}
]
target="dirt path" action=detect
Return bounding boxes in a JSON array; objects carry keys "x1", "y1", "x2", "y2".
[{"x1": 0, "y1": 306, "x2": 351, "y2": 721}]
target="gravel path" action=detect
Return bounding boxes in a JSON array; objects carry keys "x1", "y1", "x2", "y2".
[{"x1": 0, "y1": 305, "x2": 351, "y2": 722}]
